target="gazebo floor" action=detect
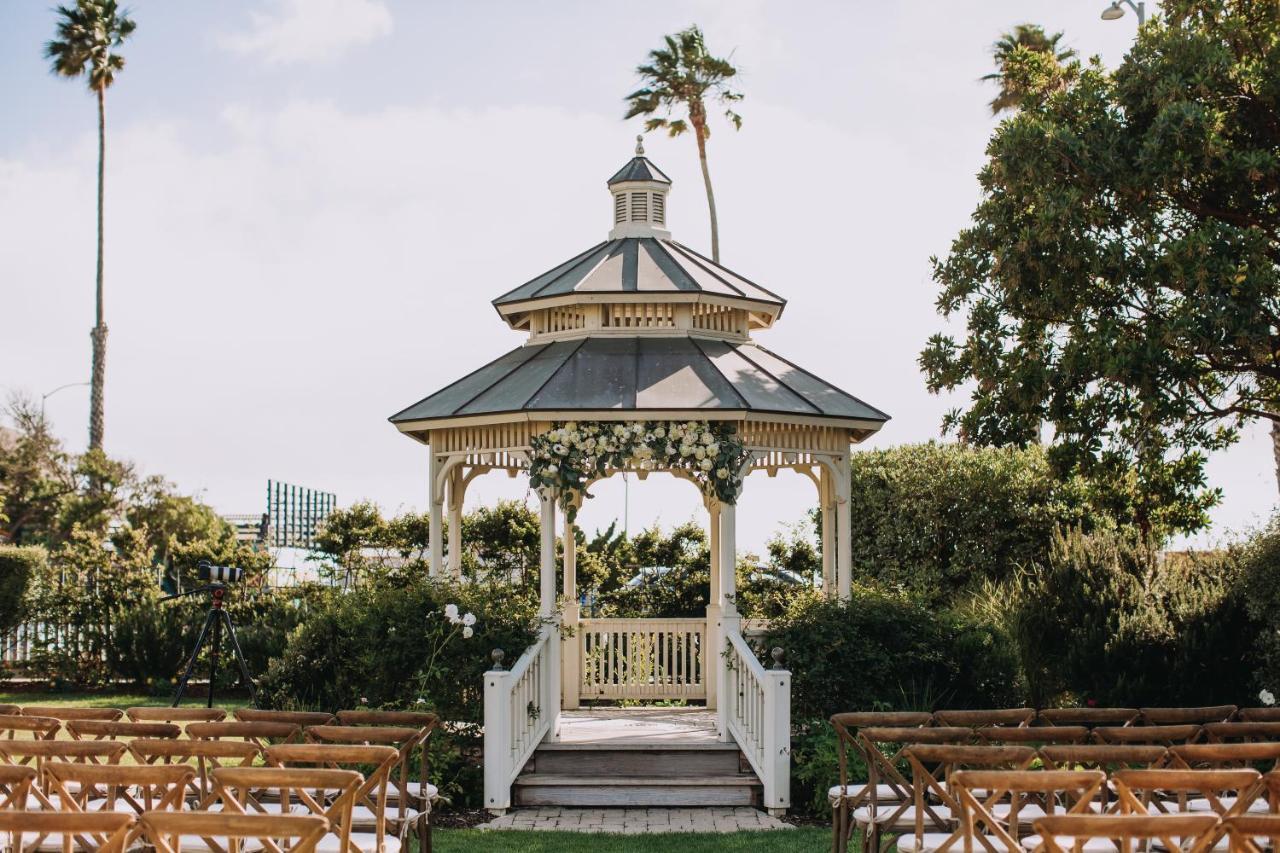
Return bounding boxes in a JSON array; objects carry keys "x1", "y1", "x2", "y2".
[{"x1": 554, "y1": 706, "x2": 719, "y2": 747}]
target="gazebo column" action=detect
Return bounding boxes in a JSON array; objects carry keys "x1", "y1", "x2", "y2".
[
  {"x1": 561, "y1": 514, "x2": 580, "y2": 710},
  {"x1": 715, "y1": 500, "x2": 740, "y2": 742},
  {"x1": 704, "y1": 496, "x2": 721, "y2": 711},
  {"x1": 537, "y1": 488, "x2": 562, "y2": 741},
  {"x1": 446, "y1": 465, "x2": 464, "y2": 580},
  {"x1": 834, "y1": 454, "x2": 853, "y2": 601},
  {"x1": 428, "y1": 453, "x2": 444, "y2": 577},
  {"x1": 819, "y1": 466, "x2": 835, "y2": 595}
]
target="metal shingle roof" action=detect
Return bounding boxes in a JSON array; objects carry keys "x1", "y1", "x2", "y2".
[
  {"x1": 389, "y1": 337, "x2": 889, "y2": 426},
  {"x1": 492, "y1": 238, "x2": 785, "y2": 309},
  {"x1": 607, "y1": 156, "x2": 672, "y2": 185}
]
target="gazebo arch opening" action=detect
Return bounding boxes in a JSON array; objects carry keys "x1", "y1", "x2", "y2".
[{"x1": 389, "y1": 141, "x2": 889, "y2": 815}]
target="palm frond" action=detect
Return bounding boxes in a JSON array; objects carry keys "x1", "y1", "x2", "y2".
[{"x1": 45, "y1": 0, "x2": 136, "y2": 92}]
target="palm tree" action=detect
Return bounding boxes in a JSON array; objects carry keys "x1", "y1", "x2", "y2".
[
  {"x1": 983, "y1": 24, "x2": 1076, "y2": 115},
  {"x1": 625, "y1": 25, "x2": 742, "y2": 264},
  {"x1": 45, "y1": 0, "x2": 136, "y2": 452}
]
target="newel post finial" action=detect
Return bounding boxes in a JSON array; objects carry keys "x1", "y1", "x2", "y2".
[{"x1": 635, "y1": 134, "x2": 644, "y2": 156}]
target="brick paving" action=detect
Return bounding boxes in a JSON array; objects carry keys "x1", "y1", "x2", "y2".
[{"x1": 477, "y1": 806, "x2": 793, "y2": 833}]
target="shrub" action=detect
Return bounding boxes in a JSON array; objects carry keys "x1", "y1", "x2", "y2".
[
  {"x1": 1002, "y1": 527, "x2": 1256, "y2": 707},
  {"x1": 847, "y1": 443, "x2": 1108, "y2": 603},
  {"x1": 1232, "y1": 517, "x2": 1280, "y2": 701},
  {"x1": 0, "y1": 545, "x2": 42, "y2": 636},
  {"x1": 257, "y1": 577, "x2": 539, "y2": 808}
]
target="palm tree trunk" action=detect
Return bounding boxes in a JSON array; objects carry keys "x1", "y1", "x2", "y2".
[
  {"x1": 89, "y1": 86, "x2": 107, "y2": 452},
  {"x1": 695, "y1": 128, "x2": 720, "y2": 263}
]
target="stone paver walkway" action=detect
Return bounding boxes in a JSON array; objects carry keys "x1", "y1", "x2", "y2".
[{"x1": 477, "y1": 806, "x2": 794, "y2": 833}]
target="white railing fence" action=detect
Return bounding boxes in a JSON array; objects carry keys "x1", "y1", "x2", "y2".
[
  {"x1": 483, "y1": 622, "x2": 559, "y2": 812},
  {"x1": 577, "y1": 617, "x2": 706, "y2": 702},
  {"x1": 722, "y1": 625, "x2": 790, "y2": 814}
]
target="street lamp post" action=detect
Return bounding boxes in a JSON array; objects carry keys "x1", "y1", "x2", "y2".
[
  {"x1": 41, "y1": 381, "x2": 90, "y2": 420},
  {"x1": 1101, "y1": 0, "x2": 1146, "y2": 25}
]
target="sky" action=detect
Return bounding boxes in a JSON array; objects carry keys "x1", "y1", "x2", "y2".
[{"x1": 1, "y1": 0, "x2": 1274, "y2": 556}]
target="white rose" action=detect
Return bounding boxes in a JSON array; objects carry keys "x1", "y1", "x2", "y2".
[
  {"x1": 694, "y1": 447, "x2": 706, "y2": 460},
  {"x1": 462, "y1": 626, "x2": 474, "y2": 639},
  {"x1": 547, "y1": 463, "x2": 559, "y2": 474},
  {"x1": 699, "y1": 458, "x2": 713, "y2": 471},
  {"x1": 701, "y1": 432, "x2": 713, "y2": 445},
  {"x1": 444, "y1": 603, "x2": 459, "y2": 621},
  {"x1": 654, "y1": 427, "x2": 666, "y2": 438},
  {"x1": 1261, "y1": 689, "x2": 1276, "y2": 707},
  {"x1": 665, "y1": 444, "x2": 677, "y2": 456},
  {"x1": 707, "y1": 442, "x2": 720, "y2": 455},
  {"x1": 716, "y1": 468, "x2": 729, "y2": 479},
  {"x1": 613, "y1": 425, "x2": 627, "y2": 437},
  {"x1": 680, "y1": 445, "x2": 693, "y2": 457}
]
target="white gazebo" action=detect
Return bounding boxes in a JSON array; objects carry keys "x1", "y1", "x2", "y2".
[{"x1": 389, "y1": 140, "x2": 888, "y2": 814}]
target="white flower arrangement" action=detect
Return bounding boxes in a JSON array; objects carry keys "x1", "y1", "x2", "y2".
[{"x1": 529, "y1": 419, "x2": 749, "y2": 520}]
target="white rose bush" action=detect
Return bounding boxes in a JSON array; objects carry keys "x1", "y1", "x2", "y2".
[{"x1": 529, "y1": 420, "x2": 749, "y2": 519}]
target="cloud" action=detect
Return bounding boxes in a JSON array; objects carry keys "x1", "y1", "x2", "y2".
[{"x1": 218, "y1": 0, "x2": 392, "y2": 65}]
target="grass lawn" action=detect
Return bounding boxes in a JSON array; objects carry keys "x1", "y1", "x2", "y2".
[
  {"x1": 0, "y1": 690, "x2": 250, "y2": 712},
  {"x1": 433, "y1": 828, "x2": 831, "y2": 851}
]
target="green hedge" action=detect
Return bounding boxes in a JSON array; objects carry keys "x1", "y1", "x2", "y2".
[{"x1": 0, "y1": 545, "x2": 42, "y2": 636}]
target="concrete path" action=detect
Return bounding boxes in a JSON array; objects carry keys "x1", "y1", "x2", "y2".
[{"x1": 477, "y1": 806, "x2": 794, "y2": 833}]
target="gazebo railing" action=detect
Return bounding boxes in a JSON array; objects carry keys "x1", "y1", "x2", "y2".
[
  {"x1": 578, "y1": 617, "x2": 706, "y2": 702},
  {"x1": 483, "y1": 623, "x2": 557, "y2": 812},
  {"x1": 723, "y1": 626, "x2": 790, "y2": 813}
]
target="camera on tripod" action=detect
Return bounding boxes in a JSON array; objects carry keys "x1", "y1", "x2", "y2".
[{"x1": 197, "y1": 560, "x2": 245, "y2": 584}]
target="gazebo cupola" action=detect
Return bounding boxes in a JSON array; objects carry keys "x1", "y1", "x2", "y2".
[{"x1": 607, "y1": 135, "x2": 672, "y2": 240}]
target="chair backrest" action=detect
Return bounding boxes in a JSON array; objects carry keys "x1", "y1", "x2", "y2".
[
  {"x1": 1039, "y1": 744, "x2": 1168, "y2": 772},
  {"x1": 1095, "y1": 724, "x2": 1201, "y2": 746},
  {"x1": 1168, "y1": 742, "x2": 1280, "y2": 770},
  {"x1": 1223, "y1": 815, "x2": 1280, "y2": 853},
  {"x1": 1112, "y1": 768, "x2": 1263, "y2": 817},
  {"x1": 850, "y1": 726, "x2": 974, "y2": 816},
  {"x1": 265, "y1": 743, "x2": 398, "y2": 848},
  {"x1": 65, "y1": 720, "x2": 181, "y2": 741},
  {"x1": 0, "y1": 713, "x2": 60, "y2": 740},
  {"x1": 0, "y1": 812, "x2": 134, "y2": 853},
  {"x1": 0, "y1": 704, "x2": 19, "y2": 716},
  {"x1": 829, "y1": 712, "x2": 935, "y2": 813},
  {"x1": 933, "y1": 709, "x2": 1035, "y2": 728},
  {"x1": 140, "y1": 812, "x2": 329, "y2": 853},
  {"x1": 44, "y1": 763, "x2": 194, "y2": 818},
  {"x1": 210, "y1": 766, "x2": 360, "y2": 851},
  {"x1": 1031, "y1": 813, "x2": 1221, "y2": 853},
  {"x1": 976, "y1": 726, "x2": 1089, "y2": 745},
  {"x1": 1037, "y1": 707, "x2": 1140, "y2": 727},
  {"x1": 126, "y1": 706, "x2": 227, "y2": 724},
  {"x1": 308, "y1": 723, "x2": 430, "y2": 821},
  {"x1": 901, "y1": 744, "x2": 1038, "y2": 843},
  {"x1": 951, "y1": 769, "x2": 1106, "y2": 850},
  {"x1": 1140, "y1": 705, "x2": 1237, "y2": 725},
  {"x1": 186, "y1": 720, "x2": 303, "y2": 749},
  {"x1": 0, "y1": 765, "x2": 36, "y2": 810},
  {"x1": 22, "y1": 706, "x2": 123, "y2": 722},
  {"x1": 127, "y1": 738, "x2": 260, "y2": 803},
  {"x1": 1238, "y1": 708, "x2": 1280, "y2": 723},
  {"x1": 235, "y1": 708, "x2": 336, "y2": 727},
  {"x1": 1202, "y1": 722, "x2": 1280, "y2": 743},
  {"x1": 0, "y1": 740, "x2": 127, "y2": 786}
]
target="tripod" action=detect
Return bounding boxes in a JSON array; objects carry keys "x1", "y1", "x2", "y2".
[{"x1": 162, "y1": 583, "x2": 256, "y2": 708}]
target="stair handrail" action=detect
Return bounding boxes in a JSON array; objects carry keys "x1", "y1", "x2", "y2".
[
  {"x1": 723, "y1": 626, "x2": 791, "y2": 813},
  {"x1": 483, "y1": 622, "x2": 557, "y2": 812}
]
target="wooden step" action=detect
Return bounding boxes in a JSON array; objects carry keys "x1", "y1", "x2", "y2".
[
  {"x1": 530, "y1": 743, "x2": 745, "y2": 777},
  {"x1": 512, "y1": 773, "x2": 762, "y2": 807}
]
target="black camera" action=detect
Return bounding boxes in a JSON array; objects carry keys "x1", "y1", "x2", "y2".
[{"x1": 197, "y1": 560, "x2": 245, "y2": 583}]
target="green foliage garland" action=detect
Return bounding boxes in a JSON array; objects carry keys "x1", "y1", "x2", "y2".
[{"x1": 528, "y1": 420, "x2": 749, "y2": 518}]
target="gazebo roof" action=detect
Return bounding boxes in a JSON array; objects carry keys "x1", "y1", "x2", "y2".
[
  {"x1": 491, "y1": 237, "x2": 785, "y2": 313},
  {"x1": 607, "y1": 155, "x2": 672, "y2": 186},
  {"x1": 389, "y1": 336, "x2": 889, "y2": 429}
]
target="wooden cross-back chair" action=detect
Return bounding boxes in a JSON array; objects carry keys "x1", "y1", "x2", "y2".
[
  {"x1": 0, "y1": 713, "x2": 60, "y2": 741},
  {"x1": 0, "y1": 765, "x2": 36, "y2": 811},
  {"x1": 949, "y1": 769, "x2": 1107, "y2": 853},
  {"x1": 1037, "y1": 745, "x2": 1168, "y2": 816},
  {"x1": 932, "y1": 710, "x2": 1035, "y2": 729},
  {"x1": 141, "y1": 812, "x2": 330, "y2": 853},
  {"x1": 22, "y1": 706, "x2": 123, "y2": 723},
  {"x1": 265, "y1": 743, "x2": 398, "y2": 853},
  {"x1": 1036, "y1": 708, "x2": 1140, "y2": 728},
  {"x1": 893, "y1": 745, "x2": 1039, "y2": 853},
  {"x1": 0, "y1": 741, "x2": 129, "y2": 812},
  {"x1": 1111, "y1": 768, "x2": 1264, "y2": 820},
  {"x1": 235, "y1": 709, "x2": 336, "y2": 728},
  {"x1": 126, "y1": 706, "x2": 227, "y2": 725},
  {"x1": 128, "y1": 737, "x2": 260, "y2": 805},
  {"x1": 829, "y1": 713, "x2": 934, "y2": 853},
  {"x1": 65, "y1": 720, "x2": 181, "y2": 742},
  {"x1": 842, "y1": 726, "x2": 973, "y2": 853},
  {"x1": 209, "y1": 766, "x2": 361, "y2": 852},
  {"x1": 0, "y1": 704, "x2": 19, "y2": 716},
  {"x1": 1094, "y1": 724, "x2": 1202, "y2": 747},
  {"x1": 0, "y1": 812, "x2": 134, "y2": 853},
  {"x1": 1031, "y1": 813, "x2": 1221, "y2": 853},
  {"x1": 1202, "y1": 721, "x2": 1280, "y2": 744},
  {"x1": 1139, "y1": 705, "x2": 1238, "y2": 726},
  {"x1": 42, "y1": 764, "x2": 194, "y2": 851},
  {"x1": 187, "y1": 721, "x2": 304, "y2": 751},
  {"x1": 1223, "y1": 772, "x2": 1280, "y2": 852},
  {"x1": 975, "y1": 727, "x2": 1090, "y2": 747},
  {"x1": 1238, "y1": 708, "x2": 1280, "y2": 723},
  {"x1": 1168, "y1": 742, "x2": 1280, "y2": 773}
]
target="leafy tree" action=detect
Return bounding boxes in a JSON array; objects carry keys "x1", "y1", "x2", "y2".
[
  {"x1": 0, "y1": 396, "x2": 74, "y2": 545},
  {"x1": 45, "y1": 0, "x2": 137, "y2": 451},
  {"x1": 981, "y1": 24, "x2": 1077, "y2": 115},
  {"x1": 460, "y1": 500, "x2": 540, "y2": 585},
  {"x1": 0, "y1": 545, "x2": 43, "y2": 636},
  {"x1": 922, "y1": 0, "x2": 1280, "y2": 532},
  {"x1": 624, "y1": 24, "x2": 743, "y2": 262}
]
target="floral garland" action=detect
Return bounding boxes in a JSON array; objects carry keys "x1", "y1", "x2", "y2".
[{"x1": 529, "y1": 420, "x2": 749, "y2": 520}]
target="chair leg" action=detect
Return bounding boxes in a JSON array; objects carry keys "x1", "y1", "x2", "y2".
[
  {"x1": 832, "y1": 799, "x2": 842, "y2": 853},
  {"x1": 421, "y1": 808, "x2": 431, "y2": 853}
]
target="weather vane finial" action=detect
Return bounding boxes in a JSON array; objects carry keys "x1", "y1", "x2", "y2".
[{"x1": 635, "y1": 134, "x2": 645, "y2": 156}]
